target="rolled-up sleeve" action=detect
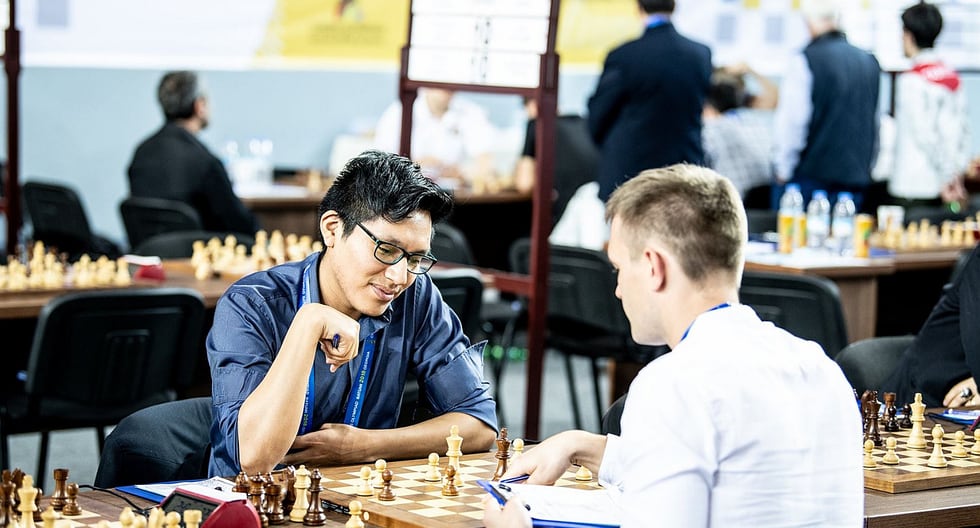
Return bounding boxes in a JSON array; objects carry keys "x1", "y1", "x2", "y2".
[{"x1": 412, "y1": 277, "x2": 498, "y2": 432}]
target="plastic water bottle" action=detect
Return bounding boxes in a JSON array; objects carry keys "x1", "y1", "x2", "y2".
[
  {"x1": 832, "y1": 192, "x2": 856, "y2": 255},
  {"x1": 777, "y1": 184, "x2": 804, "y2": 254},
  {"x1": 806, "y1": 190, "x2": 831, "y2": 250}
]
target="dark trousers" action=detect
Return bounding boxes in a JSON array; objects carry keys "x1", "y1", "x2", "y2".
[{"x1": 95, "y1": 397, "x2": 212, "y2": 488}]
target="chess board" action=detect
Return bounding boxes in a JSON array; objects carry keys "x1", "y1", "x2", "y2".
[
  {"x1": 316, "y1": 454, "x2": 603, "y2": 528},
  {"x1": 865, "y1": 424, "x2": 980, "y2": 493},
  {"x1": 47, "y1": 509, "x2": 123, "y2": 527}
]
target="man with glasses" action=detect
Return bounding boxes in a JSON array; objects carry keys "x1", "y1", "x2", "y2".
[{"x1": 207, "y1": 150, "x2": 498, "y2": 476}]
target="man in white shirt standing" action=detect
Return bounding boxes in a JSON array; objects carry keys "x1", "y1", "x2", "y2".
[
  {"x1": 888, "y1": 1, "x2": 971, "y2": 210},
  {"x1": 484, "y1": 164, "x2": 862, "y2": 528},
  {"x1": 373, "y1": 88, "x2": 497, "y2": 186}
]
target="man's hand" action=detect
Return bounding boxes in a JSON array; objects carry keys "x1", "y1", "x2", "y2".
[
  {"x1": 482, "y1": 495, "x2": 532, "y2": 528},
  {"x1": 296, "y1": 303, "x2": 360, "y2": 373},
  {"x1": 283, "y1": 423, "x2": 361, "y2": 467},
  {"x1": 943, "y1": 377, "x2": 979, "y2": 407},
  {"x1": 499, "y1": 430, "x2": 606, "y2": 485}
]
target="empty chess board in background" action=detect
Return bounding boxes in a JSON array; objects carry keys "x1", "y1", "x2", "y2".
[{"x1": 317, "y1": 454, "x2": 600, "y2": 528}]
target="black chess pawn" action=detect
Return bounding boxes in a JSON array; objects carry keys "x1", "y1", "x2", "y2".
[
  {"x1": 233, "y1": 471, "x2": 249, "y2": 493},
  {"x1": 883, "y1": 392, "x2": 900, "y2": 432},
  {"x1": 62, "y1": 482, "x2": 81, "y2": 516},
  {"x1": 378, "y1": 469, "x2": 395, "y2": 501},
  {"x1": 900, "y1": 403, "x2": 913, "y2": 428},
  {"x1": 265, "y1": 483, "x2": 285, "y2": 525}
]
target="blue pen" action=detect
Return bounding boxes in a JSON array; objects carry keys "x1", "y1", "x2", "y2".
[
  {"x1": 945, "y1": 409, "x2": 980, "y2": 416},
  {"x1": 476, "y1": 480, "x2": 530, "y2": 511},
  {"x1": 500, "y1": 474, "x2": 530, "y2": 484},
  {"x1": 331, "y1": 333, "x2": 340, "y2": 349}
]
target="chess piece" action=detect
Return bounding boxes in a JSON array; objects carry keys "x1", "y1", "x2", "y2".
[
  {"x1": 247, "y1": 475, "x2": 268, "y2": 526},
  {"x1": 862, "y1": 439, "x2": 877, "y2": 468},
  {"x1": 373, "y1": 459, "x2": 387, "y2": 489},
  {"x1": 862, "y1": 390, "x2": 882, "y2": 447},
  {"x1": 0, "y1": 479, "x2": 12, "y2": 527},
  {"x1": 927, "y1": 424, "x2": 948, "y2": 468},
  {"x1": 493, "y1": 428, "x2": 511, "y2": 481},
  {"x1": 424, "y1": 453, "x2": 442, "y2": 482},
  {"x1": 441, "y1": 466, "x2": 459, "y2": 497},
  {"x1": 446, "y1": 425, "x2": 464, "y2": 487},
  {"x1": 265, "y1": 483, "x2": 285, "y2": 524},
  {"x1": 882, "y1": 437, "x2": 900, "y2": 465},
  {"x1": 346, "y1": 500, "x2": 368, "y2": 528},
  {"x1": 40, "y1": 506, "x2": 56, "y2": 528},
  {"x1": 164, "y1": 511, "x2": 181, "y2": 528},
  {"x1": 62, "y1": 482, "x2": 82, "y2": 516},
  {"x1": 883, "y1": 393, "x2": 899, "y2": 433},
  {"x1": 971, "y1": 430, "x2": 980, "y2": 456},
  {"x1": 18, "y1": 475, "x2": 38, "y2": 528},
  {"x1": 33, "y1": 484, "x2": 43, "y2": 523},
  {"x1": 233, "y1": 471, "x2": 249, "y2": 493},
  {"x1": 303, "y1": 469, "x2": 327, "y2": 526},
  {"x1": 951, "y1": 430, "x2": 969, "y2": 458},
  {"x1": 907, "y1": 393, "x2": 927, "y2": 449},
  {"x1": 119, "y1": 507, "x2": 136, "y2": 528},
  {"x1": 290, "y1": 465, "x2": 312, "y2": 522},
  {"x1": 900, "y1": 403, "x2": 913, "y2": 429},
  {"x1": 513, "y1": 438, "x2": 525, "y2": 459},
  {"x1": 183, "y1": 510, "x2": 202, "y2": 528},
  {"x1": 377, "y1": 469, "x2": 395, "y2": 501},
  {"x1": 114, "y1": 257, "x2": 132, "y2": 286},
  {"x1": 146, "y1": 508, "x2": 164, "y2": 528},
  {"x1": 355, "y1": 466, "x2": 373, "y2": 497},
  {"x1": 575, "y1": 465, "x2": 594, "y2": 481},
  {"x1": 50, "y1": 468, "x2": 68, "y2": 511}
]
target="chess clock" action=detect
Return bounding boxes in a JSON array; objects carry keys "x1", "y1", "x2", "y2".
[{"x1": 160, "y1": 484, "x2": 261, "y2": 528}]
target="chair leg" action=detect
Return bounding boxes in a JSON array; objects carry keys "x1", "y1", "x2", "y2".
[
  {"x1": 38, "y1": 431, "x2": 51, "y2": 491},
  {"x1": 590, "y1": 358, "x2": 604, "y2": 430},
  {"x1": 564, "y1": 354, "x2": 583, "y2": 430}
]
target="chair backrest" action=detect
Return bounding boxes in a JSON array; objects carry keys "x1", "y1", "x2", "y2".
[
  {"x1": 601, "y1": 393, "x2": 628, "y2": 436},
  {"x1": 742, "y1": 184, "x2": 772, "y2": 210},
  {"x1": 430, "y1": 268, "x2": 484, "y2": 340},
  {"x1": 552, "y1": 115, "x2": 600, "y2": 223},
  {"x1": 739, "y1": 271, "x2": 849, "y2": 357},
  {"x1": 25, "y1": 288, "x2": 206, "y2": 417},
  {"x1": 835, "y1": 335, "x2": 915, "y2": 393},
  {"x1": 23, "y1": 181, "x2": 94, "y2": 251},
  {"x1": 120, "y1": 197, "x2": 204, "y2": 249},
  {"x1": 745, "y1": 208, "x2": 778, "y2": 234},
  {"x1": 134, "y1": 230, "x2": 257, "y2": 259},
  {"x1": 431, "y1": 223, "x2": 476, "y2": 265}
]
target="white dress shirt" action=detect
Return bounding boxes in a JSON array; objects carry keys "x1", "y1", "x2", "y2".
[
  {"x1": 773, "y1": 54, "x2": 813, "y2": 183},
  {"x1": 599, "y1": 304, "x2": 863, "y2": 528},
  {"x1": 373, "y1": 92, "x2": 496, "y2": 170},
  {"x1": 889, "y1": 50, "x2": 972, "y2": 200}
]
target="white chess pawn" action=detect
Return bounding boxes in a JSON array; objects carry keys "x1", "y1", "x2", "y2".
[
  {"x1": 882, "y1": 437, "x2": 900, "y2": 465},
  {"x1": 425, "y1": 453, "x2": 442, "y2": 482},
  {"x1": 356, "y1": 466, "x2": 374, "y2": 497},
  {"x1": 513, "y1": 438, "x2": 525, "y2": 459},
  {"x1": 951, "y1": 430, "x2": 969, "y2": 458},
  {"x1": 971, "y1": 430, "x2": 980, "y2": 456},
  {"x1": 373, "y1": 459, "x2": 387, "y2": 489},
  {"x1": 927, "y1": 424, "x2": 948, "y2": 468},
  {"x1": 862, "y1": 439, "x2": 877, "y2": 468}
]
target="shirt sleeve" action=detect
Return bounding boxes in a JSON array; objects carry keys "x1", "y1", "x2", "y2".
[
  {"x1": 457, "y1": 101, "x2": 497, "y2": 159},
  {"x1": 587, "y1": 50, "x2": 628, "y2": 146},
  {"x1": 204, "y1": 158, "x2": 261, "y2": 234},
  {"x1": 773, "y1": 54, "x2": 812, "y2": 182},
  {"x1": 411, "y1": 276, "x2": 498, "y2": 431},
  {"x1": 598, "y1": 364, "x2": 714, "y2": 528},
  {"x1": 207, "y1": 289, "x2": 283, "y2": 475}
]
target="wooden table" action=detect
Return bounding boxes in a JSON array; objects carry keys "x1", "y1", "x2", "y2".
[{"x1": 745, "y1": 248, "x2": 966, "y2": 342}]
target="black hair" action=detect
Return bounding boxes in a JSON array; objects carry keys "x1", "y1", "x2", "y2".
[
  {"x1": 707, "y1": 72, "x2": 746, "y2": 113},
  {"x1": 317, "y1": 150, "x2": 454, "y2": 239},
  {"x1": 638, "y1": 0, "x2": 675, "y2": 14},
  {"x1": 902, "y1": 2, "x2": 943, "y2": 50},
  {"x1": 157, "y1": 71, "x2": 202, "y2": 122}
]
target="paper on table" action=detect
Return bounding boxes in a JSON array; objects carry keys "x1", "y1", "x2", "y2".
[
  {"x1": 134, "y1": 476, "x2": 238, "y2": 502},
  {"x1": 508, "y1": 483, "x2": 621, "y2": 528}
]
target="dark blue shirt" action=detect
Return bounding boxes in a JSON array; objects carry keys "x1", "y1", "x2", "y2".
[{"x1": 207, "y1": 252, "x2": 497, "y2": 476}]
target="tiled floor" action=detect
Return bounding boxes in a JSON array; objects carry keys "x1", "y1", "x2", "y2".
[{"x1": 5, "y1": 349, "x2": 610, "y2": 485}]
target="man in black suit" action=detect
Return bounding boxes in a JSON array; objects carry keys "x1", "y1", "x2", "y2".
[
  {"x1": 128, "y1": 71, "x2": 260, "y2": 235},
  {"x1": 588, "y1": 0, "x2": 712, "y2": 201}
]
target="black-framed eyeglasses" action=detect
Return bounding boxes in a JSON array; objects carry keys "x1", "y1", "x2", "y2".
[{"x1": 356, "y1": 223, "x2": 437, "y2": 275}]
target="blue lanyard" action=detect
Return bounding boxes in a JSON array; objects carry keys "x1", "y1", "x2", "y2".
[
  {"x1": 679, "y1": 303, "x2": 731, "y2": 343},
  {"x1": 296, "y1": 261, "x2": 379, "y2": 434}
]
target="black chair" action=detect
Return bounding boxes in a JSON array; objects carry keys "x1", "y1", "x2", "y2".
[
  {"x1": 120, "y1": 197, "x2": 204, "y2": 250},
  {"x1": 739, "y1": 271, "x2": 849, "y2": 358},
  {"x1": 23, "y1": 181, "x2": 122, "y2": 260},
  {"x1": 0, "y1": 288, "x2": 205, "y2": 489},
  {"x1": 134, "y1": 230, "x2": 257, "y2": 259},
  {"x1": 743, "y1": 183, "x2": 772, "y2": 210},
  {"x1": 601, "y1": 393, "x2": 628, "y2": 436},
  {"x1": 745, "y1": 208, "x2": 778, "y2": 234},
  {"x1": 430, "y1": 268, "x2": 484, "y2": 341},
  {"x1": 524, "y1": 115, "x2": 600, "y2": 225},
  {"x1": 95, "y1": 397, "x2": 213, "y2": 488},
  {"x1": 835, "y1": 335, "x2": 915, "y2": 393},
  {"x1": 510, "y1": 239, "x2": 665, "y2": 430},
  {"x1": 432, "y1": 223, "x2": 476, "y2": 265}
]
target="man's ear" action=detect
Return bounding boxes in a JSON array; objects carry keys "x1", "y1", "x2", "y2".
[
  {"x1": 319, "y1": 211, "x2": 343, "y2": 247},
  {"x1": 643, "y1": 247, "x2": 668, "y2": 292}
]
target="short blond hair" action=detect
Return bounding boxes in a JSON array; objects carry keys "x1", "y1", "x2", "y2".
[{"x1": 605, "y1": 164, "x2": 747, "y2": 282}]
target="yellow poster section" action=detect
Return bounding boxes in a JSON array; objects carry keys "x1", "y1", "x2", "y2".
[{"x1": 258, "y1": 0, "x2": 648, "y2": 68}]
